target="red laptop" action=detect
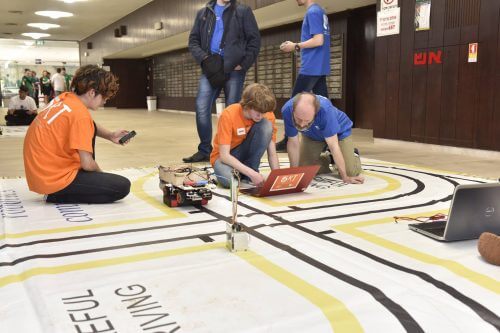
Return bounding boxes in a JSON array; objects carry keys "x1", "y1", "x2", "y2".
[{"x1": 240, "y1": 165, "x2": 320, "y2": 197}]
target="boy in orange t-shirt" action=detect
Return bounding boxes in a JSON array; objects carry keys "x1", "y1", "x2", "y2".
[
  {"x1": 23, "y1": 65, "x2": 131, "y2": 204},
  {"x1": 211, "y1": 83, "x2": 280, "y2": 188}
]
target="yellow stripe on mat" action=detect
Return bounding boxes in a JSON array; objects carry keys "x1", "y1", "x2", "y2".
[
  {"x1": 238, "y1": 251, "x2": 363, "y2": 333},
  {"x1": 0, "y1": 243, "x2": 224, "y2": 289},
  {"x1": 0, "y1": 171, "x2": 186, "y2": 240},
  {"x1": 253, "y1": 171, "x2": 401, "y2": 207},
  {"x1": 0, "y1": 242, "x2": 361, "y2": 332},
  {"x1": 334, "y1": 210, "x2": 500, "y2": 294}
]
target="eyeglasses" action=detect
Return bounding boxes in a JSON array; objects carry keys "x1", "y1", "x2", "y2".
[
  {"x1": 292, "y1": 113, "x2": 314, "y2": 132},
  {"x1": 393, "y1": 213, "x2": 447, "y2": 223}
]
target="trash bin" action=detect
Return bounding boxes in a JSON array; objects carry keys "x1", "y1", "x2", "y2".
[
  {"x1": 146, "y1": 96, "x2": 157, "y2": 111},
  {"x1": 215, "y1": 98, "x2": 225, "y2": 117}
]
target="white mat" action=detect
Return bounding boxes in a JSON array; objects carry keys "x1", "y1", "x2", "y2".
[{"x1": 0, "y1": 159, "x2": 498, "y2": 332}]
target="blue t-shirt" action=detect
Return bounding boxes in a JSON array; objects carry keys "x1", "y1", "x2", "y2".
[
  {"x1": 300, "y1": 4, "x2": 330, "y2": 76},
  {"x1": 210, "y1": 4, "x2": 227, "y2": 56},
  {"x1": 281, "y1": 95, "x2": 352, "y2": 141}
]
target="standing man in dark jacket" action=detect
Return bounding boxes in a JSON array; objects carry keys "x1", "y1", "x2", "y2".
[{"x1": 183, "y1": 0, "x2": 261, "y2": 163}]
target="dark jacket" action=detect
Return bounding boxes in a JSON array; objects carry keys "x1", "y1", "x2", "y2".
[{"x1": 188, "y1": 0, "x2": 260, "y2": 73}]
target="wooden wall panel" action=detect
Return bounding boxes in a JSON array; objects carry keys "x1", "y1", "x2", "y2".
[
  {"x1": 424, "y1": 49, "x2": 443, "y2": 144},
  {"x1": 103, "y1": 59, "x2": 147, "y2": 109},
  {"x1": 385, "y1": 36, "x2": 401, "y2": 139},
  {"x1": 397, "y1": 0, "x2": 415, "y2": 141},
  {"x1": 366, "y1": 0, "x2": 499, "y2": 150},
  {"x1": 438, "y1": 45, "x2": 459, "y2": 144},
  {"x1": 455, "y1": 44, "x2": 478, "y2": 147}
]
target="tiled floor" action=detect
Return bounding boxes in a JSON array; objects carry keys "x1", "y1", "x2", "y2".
[{"x1": 1, "y1": 108, "x2": 499, "y2": 180}]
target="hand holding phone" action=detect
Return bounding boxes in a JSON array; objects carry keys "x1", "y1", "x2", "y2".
[{"x1": 119, "y1": 130, "x2": 136, "y2": 145}]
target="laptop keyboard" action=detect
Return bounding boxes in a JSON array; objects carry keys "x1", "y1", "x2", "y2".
[{"x1": 410, "y1": 221, "x2": 447, "y2": 236}]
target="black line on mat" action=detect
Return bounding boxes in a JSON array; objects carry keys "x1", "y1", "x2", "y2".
[
  {"x1": 319, "y1": 230, "x2": 335, "y2": 235},
  {"x1": 198, "y1": 206, "x2": 424, "y2": 332},
  {"x1": 212, "y1": 189, "x2": 500, "y2": 330},
  {"x1": 199, "y1": 235, "x2": 215, "y2": 243},
  {"x1": 0, "y1": 219, "x2": 220, "y2": 250},
  {"x1": 271, "y1": 169, "x2": 426, "y2": 214},
  {"x1": 0, "y1": 231, "x2": 225, "y2": 267}
]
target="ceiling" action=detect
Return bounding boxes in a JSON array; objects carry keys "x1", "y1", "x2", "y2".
[
  {"x1": 0, "y1": 0, "x2": 152, "y2": 41},
  {"x1": 0, "y1": 0, "x2": 375, "y2": 65},
  {"x1": 109, "y1": 0, "x2": 376, "y2": 59}
]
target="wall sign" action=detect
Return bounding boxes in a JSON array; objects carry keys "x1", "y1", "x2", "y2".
[
  {"x1": 377, "y1": 7, "x2": 400, "y2": 37},
  {"x1": 468, "y1": 43, "x2": 478, "y2": 63},
  {"x1": 414, "y1": 50, "x2": 442, "y2": 66},
  {"x1": 381, "y1": 0, "x2": 398, "y2": 11},
  {"x1": 415, "y1": 0, "x2": 431, "y2": 31}
]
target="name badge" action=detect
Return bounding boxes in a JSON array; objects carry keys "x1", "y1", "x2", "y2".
[{"x1": 237, "y1": 128, "x2": 246, "y2": 136}]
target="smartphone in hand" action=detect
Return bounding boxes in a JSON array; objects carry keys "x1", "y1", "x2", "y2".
[{"x1": 119, "y1": 130, "x2": 136, "y2": 144}]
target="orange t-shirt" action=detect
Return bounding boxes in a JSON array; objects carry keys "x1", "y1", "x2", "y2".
[
  {"x1": 210, "y1": 104, "x2": 277, "y2": 166},
  {"x1": 23, "y1": 92, "x2": 95, "y2": 194}
]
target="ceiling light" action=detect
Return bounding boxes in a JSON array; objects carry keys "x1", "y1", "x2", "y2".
[
  {"x1": 23, "y1": 41, "x2": 35, "y2": 46},
  {"x1": 59, "y1": 0, "x2": 88, "y2": 3},
  {"x1": 28, "y1": 23, "x2": 61, "y2": 30},
  {"x1": 35, "y1": 11, "x2": 73, "y2": 19},
  {"x1": 22, "y1": 32, "x2": 51, "y2": 39}
]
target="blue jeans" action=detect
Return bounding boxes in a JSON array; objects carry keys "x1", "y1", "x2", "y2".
[
  {"x1": 195, "y1": 70, "x2": 246, "y2": 156},
  {"x1": 292, "y1": 74, "x2": 329, "y2": 98},
  {"x1": 213, "y1": 119, "x2": 272, "y2": 188}
]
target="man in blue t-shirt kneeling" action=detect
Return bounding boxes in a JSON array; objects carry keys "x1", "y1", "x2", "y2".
[{"x1": 282, "y1": 92, "x2": 364, "y2": 184}]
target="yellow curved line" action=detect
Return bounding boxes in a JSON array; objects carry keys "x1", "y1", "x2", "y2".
[
  {"x1": 238, "y1": 251, "x2": 363, "y2": 333},
  {"x1": 362, "y1": 159, "x2": 494, "y2": 180},
  {"x1": 252, "y1": 170, "x2": 401, "y2": 207},
  {"x1": 0, "y1": 171, "x2": 186, "y2": 240},
  {"x1": 334, "y1": 210, "x2": 500, "y2": 294},
  {"x1": 0, "y1": 243, "x2": 224, "y2": 288},
  {"x1": 0, "y1": 240, "x2": 362, "y2": 332}
]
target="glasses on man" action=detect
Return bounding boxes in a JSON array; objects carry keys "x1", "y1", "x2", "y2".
[{"x1": 292, "y1": 112, "x2": 314, "y2": 132}]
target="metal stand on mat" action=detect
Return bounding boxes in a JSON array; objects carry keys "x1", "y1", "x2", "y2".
[{"x1": 226, "y1": 170, "x2": 249, "y2": 252}]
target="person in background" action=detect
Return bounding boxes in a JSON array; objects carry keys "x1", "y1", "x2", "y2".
[
  {"x1": 5, "y1": 85, "x2": 38, "y2": 126},
  {"x1": 281, "y1": 92, "x2": 364, "y2": 184},
  {"x1": 51, "y1": 68, "x2": 66, "y2": 96},
  {"x1": 184, "y1": 0, "x2": 261, "y2": 163},
  {"x1": 40, "y1": 70, "x2": 52, "y2": 105},
  {"x1": 24, "y1": 65, "x2": 131, "y2": 204},
  {"x1": 276, "y1": 0, "x2": 331, "y2": 152},
  {"x1": 32, "y1": 70, "x2": 40, "y2": 107},
  {"x1": 21, "y1": 69, "x2": 35, "y2": 101},
  {"x1": 61, "y1": 67, "x2": 72, "y2": 92},
  {"x1": 211, "y1": 83, "x2": 279, "y2": 188}
]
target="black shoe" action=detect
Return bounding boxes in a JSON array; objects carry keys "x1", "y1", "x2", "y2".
[
  {"x1": 275, "y1": 138, "x2": 287, "y2": 152},
  {"x1": 182, "y1": 151, "x2": 210, "y2": 163}
]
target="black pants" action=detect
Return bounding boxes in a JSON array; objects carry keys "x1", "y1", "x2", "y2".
[
  {"x1": 46, "y1": 121, "x2": 131, "y2": 204},
  {"x1": 5, "y1": 114, "x2": 36, "y2": 126},
  {"x1": 46, "y1": 170, "x2": 131, "y2": 204}
]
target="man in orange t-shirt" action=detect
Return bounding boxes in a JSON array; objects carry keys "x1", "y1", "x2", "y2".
[
  {"x1": 210, "y1": 83, "x2": 280, "y2": 188},
  {"x1": 23, "y1": 65, "x2": 131, "y2": 204}
]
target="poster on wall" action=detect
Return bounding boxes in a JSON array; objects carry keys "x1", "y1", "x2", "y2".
[
  {"x1": 377, "y1": 7, "x2": 400, "y2": 37},
  {"x1": 415, "y1": 0, "x2": 431, "y2": 31}
]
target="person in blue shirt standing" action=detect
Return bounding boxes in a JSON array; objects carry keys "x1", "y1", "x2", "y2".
[
  {"x1": 184, "y1": 0, "x2": 260, "y2": 163},
  {"x1": 276, "y1": 0, "x2": 331, "y2": 152},
  {"x1": 282, "y1": 92, "x2": 364, "y2": 184}
]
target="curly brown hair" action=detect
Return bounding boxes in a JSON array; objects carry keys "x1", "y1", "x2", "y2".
[
  {"x1": 239, "y1": 83, "x2": 276, "y2": 114},
  {"x1": 70, "y1": 65, "x2": 119, "y2": 100}
]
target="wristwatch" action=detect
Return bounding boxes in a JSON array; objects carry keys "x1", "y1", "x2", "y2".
[{"x1": 295, "y1": 43, "x2": 301, "y2": 52}]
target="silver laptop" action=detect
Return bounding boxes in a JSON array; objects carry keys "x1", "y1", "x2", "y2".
[{"x1": 409, "y1": 183, "x2": 500, "y2": 241}]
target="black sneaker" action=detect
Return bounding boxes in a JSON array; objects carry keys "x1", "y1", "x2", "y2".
[
  {"x1": 275, "y1": 138, "x2": 287, "y2": 152},
  {"x1": 182, "y1": 151, "x2": 210, "y2": 163}
]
